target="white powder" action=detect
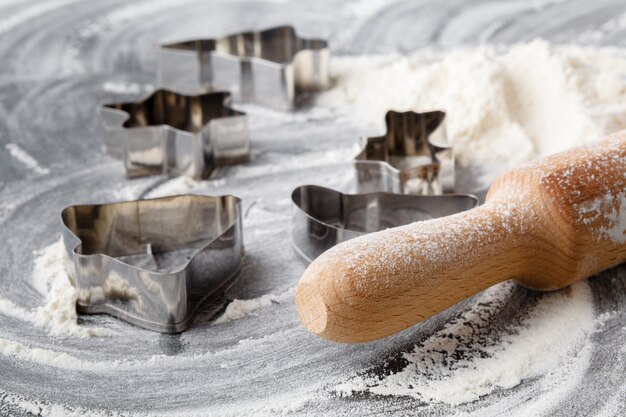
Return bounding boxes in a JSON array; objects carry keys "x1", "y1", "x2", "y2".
[
  {"x1": 595, "y1": 310, "x2": 618, "y2": 327},
  {"x1": 598, "y1": 193, "x2": 626, "y2": 244},
  {"x1": 0, "y1": 0, "x2": 78, "y2": 35},
  {"x1": 574, "y1": 157, "x2": 626, "y2": 244},
  {"x1": 577, "y1": 192, "x2": 626, "y2": 244},
  {"x1": 0, "y1": 239, "x2": 109, "y2": 338},
  {"x1": 336, "y1": 281, "x2": 595, "y2": 405},
  {"x1": 0, "y1": 337, "x2": 109, "y2": 371},
  {"x1": 0, "y1": 298, "x2": 33, "y2": 322},
  {"x1": 213, "y1": 288, "x2": 295, "y2": 324},
  {"x1": 112, "y1": 183, "x2": 145, "y2": 200},
  {"x1": 31, "y1": 239, "x2": 110, "y2": 337},
  {"x1": 4, "y1": 143, "x2": 50, "y2": 175},
  {"x1": 0, "y1": 389, "x2": 312, "y2": 417},
  {"x1": 0, "y1": 326, "x2": 302, "y2": 372},
  {"x1": 141, "y1": 147, "x2": 357, "y2": 200},
  {"x1": 0, "y1": 219, "x2": 295, "y2": 340},
  {"x1": 318, "y1": 40, "x2": 626, "y2": 167},
  {"x1": 224, "y1": 147, "x2": 359, "y2": 180},
  {"x1": 103, "y1": 80, "x2": 153, "y2": 95},
  {"x1": 144, "y1": 176, "x2": 207, "y2": 198}
]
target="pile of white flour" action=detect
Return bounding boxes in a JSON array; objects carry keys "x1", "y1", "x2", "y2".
[
  {"x1": 335, "y1": 282, "x2": 596, "y2": 406},
  {"x1": 0, "y1": 239, "x2": 109, "y2": 338},
  {"x1": 319, "y1": 39, "x2": 626, "y2": 406},
  {"x1": 319, "y1": 39, "x2": 626, "y2": 167}
]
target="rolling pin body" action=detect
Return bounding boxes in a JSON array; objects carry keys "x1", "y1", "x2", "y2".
[{"x1": 296, "y1": 132, "x2": 626, "y2": 343}]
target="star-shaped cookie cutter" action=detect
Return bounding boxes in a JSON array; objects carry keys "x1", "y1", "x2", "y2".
[
  {"x1": 61, "y1": 194, "x2": 243, "y2": 333},
  {"x1": 100, "y1": 89, "x2": 249, "y2": 179},
  {"x1": 291, "y1": 185, "x2": 478, "y2": 264},
  {"x1": 157, "y1": 25, "x2": 330, "y2": 110},
  {"x1": 354, "y1": 110, "x2": 455, "y2": 195}
]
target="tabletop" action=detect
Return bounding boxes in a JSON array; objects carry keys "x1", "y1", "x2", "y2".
[{"x1": 0, "y1": 1, "x2": 624, "y2": 416}]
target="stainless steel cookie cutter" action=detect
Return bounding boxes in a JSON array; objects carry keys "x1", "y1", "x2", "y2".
[
  {"x1": 291, "y1": 185, "x2": 478, "y2": 264},
  {"x1": 101, "y1": 89, "x2": 249, "y2": 179},
  {"x1": 61, "y1": 194, "x2": 243, "y2": 333},
  {"x1": 157, "y1": 25, "x2": 330, "y2": 110},
  {"x1": 354, "y1": 110, "x2": 455, "y2": 195}
]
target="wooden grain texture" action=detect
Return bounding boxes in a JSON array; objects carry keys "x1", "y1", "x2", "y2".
[{"x1": 296, "y1": 132, "x2": 626, "y2": 343}]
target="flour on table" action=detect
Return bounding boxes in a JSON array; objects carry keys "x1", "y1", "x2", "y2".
[
  {"x1": 143, "y1": 176, "x2": 231, "y2": 199},
  {"x1": 32, "y1": 239, "x2": 110, "y2": 337},
  {"x1": 144, "y1": 176, "x2": 204, "y2": 198},
  {"x1": 5, "y1": 143, "x2": 50, "y2": 175},
  {"x1": 0, "y1": 239, "x2": 109, "y2": 338},
  {"x1": 214, "y1": 288, "x2": 295, "y2": 324},
  {"x1": 102, "y1": 80, "x2": 153, "y2": 95},
  {"x1": 336, "y1": 281, "x2": 595, "y2": 406},
  {"x1": 1, "y1": 39, "x2": 624, "y2": 416},
  {"x1": 0, "y1": 388, "x2": 313, "y2": 417},
  {"x1": 318, "y1": 40, "x2": 626, "y2": 168},
  {"x1": 596, "y1": 192, "x2": 626, "y2": 244}
]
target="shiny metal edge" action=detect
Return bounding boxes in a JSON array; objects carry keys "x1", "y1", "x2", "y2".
[
  {"x1": 291, "y1": 184, "x2": 479, "y2": 264},
  {"x1": 100, "y1": 89, "x2": 250, "y2": 179},
  {"x1": 354, "y1": 110, "x2": 455, "y2": 195},
  {"x1": 61, "y1": 194, "x2": 244, "y2": 333},
  {"x1": 157, "y1": 25, "x2": 330, "y2": 110}
]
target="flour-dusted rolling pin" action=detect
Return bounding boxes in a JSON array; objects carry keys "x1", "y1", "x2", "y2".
[{"x1": 296, "y1": 131, "x2": 626, "y2": 343}]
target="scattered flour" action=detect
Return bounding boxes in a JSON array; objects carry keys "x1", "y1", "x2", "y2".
[
  {"x1": 577, "y1": 192, "x2": 626, "y2": 244},
  {"x1": 103, "y1": 81, "x2": 153, "y2": 95},
  {"x1": 318, "y1": 40, "x2": 626, "y2": 167},
  {"x1": 0, "y1": 0, "x2": 78, "y2": 35},
  {"x1": 214, "y1": 288, "x2": 295, "y2": 324},
  {"x1": 0, "y1": 337, "x2": 111, "y2": 371},
  {"x1": 336, "y1": 281, "x2": 595, "y2": 405},
  {"x1": 112, "y1": 182, "x2": 147, "y2": 200},
  {"x1": 0, "y1": 239, "x2": 109, "y2": 338},
  {"x1": 140, "y1": 147, "x2": 357, "y2": 199},
  {"x1": 0, "y1": 389, "x2": 312, "y2": 417},
  {"x1": 595, "y1": 310, "x2": 618, "y2": 327},
  {"x1": 31, "y1": 239, "x2": 110, "y2": 337},
  {"x1": 74, "y1": 0, "x2": 190, "y2": 43},
  {"x1": 572, "y1": 152, "x2": 626, "y2": 244},
  {"x1": 227, "y1": 147, "x2": 359, "y2": 179},
  {"x1": 0, "y1": 327, "x2": 303, "y2": 373},
  {"x1": 5, "y1": 143, "x2": 50, "y2": 175},
  {"x1": 144, "y1": 176, "x2": 209, "y2": 198}
]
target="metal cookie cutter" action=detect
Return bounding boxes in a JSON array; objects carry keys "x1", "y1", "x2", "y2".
[
  {"x1": 354, "y1": 110, "x2": 455, "y2": 195},
  {"x1": 157, "y1": 25, "x2": 330, "y2": 110},
  {"x1": 61, "y1": 194, "x2": 243, "y2": 333},
  {"x1": 291, "y1": 185, "x2": 478, "y2": 264},
  {"x1": 101, "y1": 89, "x2": 249, "y2": 179}
]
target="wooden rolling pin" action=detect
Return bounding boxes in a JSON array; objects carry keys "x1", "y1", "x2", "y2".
[{"x1": 296, "y1": 131, "x2": 626, "y2": 343}]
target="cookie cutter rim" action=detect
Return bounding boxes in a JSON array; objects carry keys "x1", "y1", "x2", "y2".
[
  {"x1": 100, "y1": 89, "x2": 249, "y2": 179},
  {"x1": 61, "y1": 194, "x2": 244, "y2": 333},
  {"x1": 291, "y1": 184, "x2": 479, "y2": 264},
  {"x1": 354, "y1": 110, "x2": 455, "y2": 195},
  {"x1": 157, "y1": 25, "x2": 330, "y2": 109}
]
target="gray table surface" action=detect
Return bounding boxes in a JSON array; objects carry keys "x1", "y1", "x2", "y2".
[{"x1": 0, "y1": 0, "x2": 624, "y2": 416}]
